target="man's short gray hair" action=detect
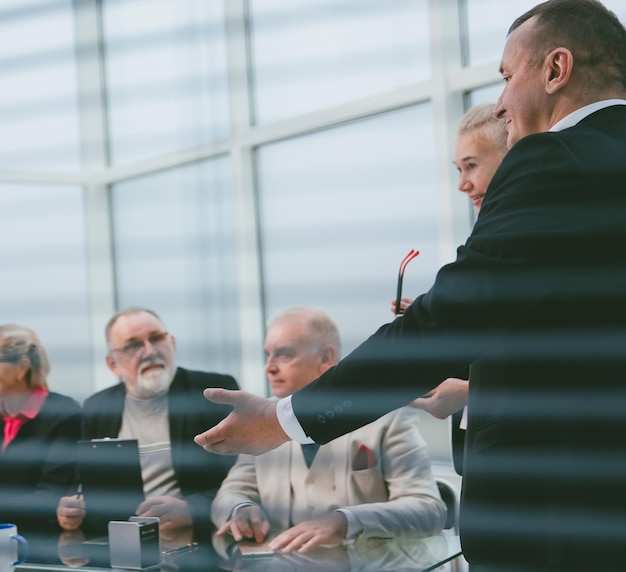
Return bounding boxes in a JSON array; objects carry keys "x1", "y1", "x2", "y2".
[
  {"x1": 104, "y1": 307, "x2": 164, "y2": 346},
  {"x1": 268, "y1": 306, "x2": 341, "y2": 359}
]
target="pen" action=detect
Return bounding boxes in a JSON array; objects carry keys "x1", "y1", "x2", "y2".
[{"x1": 76, "y1": 483, "x2": 83, "y2": 498}]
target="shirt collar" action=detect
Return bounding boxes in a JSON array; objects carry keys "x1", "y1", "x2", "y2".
[
  {"x1": 2, "y1": 386, "x2": 49, "y2": 420},
  {"x1": 549, "y1": 99, "x2": 626, "y2": 133}
]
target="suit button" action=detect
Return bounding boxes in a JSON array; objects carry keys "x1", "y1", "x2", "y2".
[
  {"x1": 343, "y1": 400, "x2": 352, "y2": 408},
  {"x1": 317, "y1": 414, "x2": 326, "y2": 424},
  {"x1": 326, "y1": 410, "x2": 335, "y2": 418},
  {"x1": 334, "y1": 405, "x2": 343, "y2": 413}
]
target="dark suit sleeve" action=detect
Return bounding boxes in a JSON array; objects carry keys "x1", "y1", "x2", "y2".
[{"x1": 293, "y1": 130, "x2": 625, "y2": 443}]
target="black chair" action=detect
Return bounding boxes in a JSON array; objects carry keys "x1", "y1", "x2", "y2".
[
  {"x1": 435, "y1": 479, "x2": 464, "y2": 572},
  {"x1": 436, "y1": 479, "x2": 458, "y2": 533}
]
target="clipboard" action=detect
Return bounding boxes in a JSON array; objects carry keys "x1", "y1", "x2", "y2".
[{"x1": 77, "y1": 439, "x2": 145, "y2": 533}]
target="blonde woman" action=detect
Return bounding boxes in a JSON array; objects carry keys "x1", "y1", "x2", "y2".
[
  {"x1": 391, "y1": 104, "x2": 508, "y2": 474},
  {"x1": 393, "y1": 103, "x2": 508, "y2": 314},
  {"x1": 0, "y1": 324, "x2": 81, "y2": 531}
]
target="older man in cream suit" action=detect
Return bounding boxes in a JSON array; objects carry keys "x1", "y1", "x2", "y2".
[{"x1": 211, "y1": 307, "x2": 445, "y2": 554}]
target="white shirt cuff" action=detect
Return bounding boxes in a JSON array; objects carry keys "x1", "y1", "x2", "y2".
[
  {"x1": 276, "y1": 396, "x2": 315, "y2": 444},
  {"x1": 459, "y1": 406, "x2": 468, "y2": 430}
]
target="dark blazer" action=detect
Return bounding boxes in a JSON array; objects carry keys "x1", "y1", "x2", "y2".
[
  {"x1": 291, "y1": 105, "x2": 626, "y2": 569},
  {"x1": 0, "y1": 392, "x2": 81, "y2": 531},
  {"x1": 83, "y1": 367, "x2": 238, "y2": 536}
]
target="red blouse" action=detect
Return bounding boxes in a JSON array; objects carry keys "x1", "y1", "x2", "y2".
[{"x1": 1, "y1": 387, "x2": 49, "y2": 450}]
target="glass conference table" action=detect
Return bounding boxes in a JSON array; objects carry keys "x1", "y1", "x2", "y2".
[{"x1": 15, "y1": 525, "x2": 462, "y2": 572}]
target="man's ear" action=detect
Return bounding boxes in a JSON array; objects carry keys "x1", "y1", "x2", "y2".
[
  {"x1": 318, "y1": 344, "x2": 337, "y2": 373},
  {"x1": 545, "y1": 47, "x2": 574, "y2": 94},
  {"x1": 106, "y1": 353, "x2": 120, "y2": 377}
]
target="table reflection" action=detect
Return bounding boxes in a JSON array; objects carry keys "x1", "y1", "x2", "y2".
[
  {"x1": 16, "y1": 524, "x2": 460, "y2": 572},
  {"x1": 18, "y1": 525, "x2": 222, "y2": 572},
  {"x1": 213, "y1": 531, "x2": 459, "y2": 572}
]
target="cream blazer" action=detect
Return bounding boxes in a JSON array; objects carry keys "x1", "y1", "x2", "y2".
[{"x1": 211, "y1": 407, "x2": 446, "y2": 539}]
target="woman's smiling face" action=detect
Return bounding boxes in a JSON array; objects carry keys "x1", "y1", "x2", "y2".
[{"x1": 454, "y1": 132, "x2": 505, "y2": 213}]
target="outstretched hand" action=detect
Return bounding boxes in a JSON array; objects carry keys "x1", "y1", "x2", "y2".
[
  {"x1": 410, "y1": 377, "x2": 468, "y2": 419},
  {"x1": 194, "y1": 389, "x2": 289, "y2": 455}
]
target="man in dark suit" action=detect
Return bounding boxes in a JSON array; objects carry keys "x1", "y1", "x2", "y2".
[
  {"x1": 195, "y1": 1, "x2": 626, "y2": 569},
  {"x1": 57, "y1": 307, "x2": 238, "y2": 541}
]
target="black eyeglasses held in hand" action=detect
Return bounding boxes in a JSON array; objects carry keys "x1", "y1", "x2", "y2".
[{"x1": 395, "y1": 249, "x2": 420, "y2": 315}]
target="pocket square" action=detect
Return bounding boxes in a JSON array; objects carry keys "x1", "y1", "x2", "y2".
[{"x1": 352, "y1": 443, "x2": 376, "y2": 471}]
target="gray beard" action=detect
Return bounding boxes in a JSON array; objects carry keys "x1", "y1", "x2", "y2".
[{"x1": 136, "y1": 364, "x2": 173, "y2": 398}]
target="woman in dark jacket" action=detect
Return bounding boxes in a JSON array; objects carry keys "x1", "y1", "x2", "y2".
[{"x1": 0, "y1": 324, "x2": 81, "y2": 533}]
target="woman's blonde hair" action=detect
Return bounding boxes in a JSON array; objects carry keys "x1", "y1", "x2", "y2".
[
  {"x1": 0, "y1": 324, "x2": 50, "y2": 389},
  {"x1": 458, "y1": 103, "x2": 508, "y2": 157}
]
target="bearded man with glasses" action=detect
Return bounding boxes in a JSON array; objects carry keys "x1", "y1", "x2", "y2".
[{"x1": 57, "y1": 307, "x2": 238, "y2": 542}]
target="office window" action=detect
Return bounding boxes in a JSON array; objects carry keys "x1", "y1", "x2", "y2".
[
  {"x1": 0, "y1": 183, "x2": 91, "y2": 399},
  {"x1": 102, "y1": 0, "x2": 230, "y2": 165},
  {"x1": 608, "y1": 1, "x2": 626, "y2": 21},
  {"x1": 467, "y1": 0, "x2": 626, "y2": 68},
  {"x1": 257, "y1": 104, "x2": 438, "y2": 356},
  {"x1": 111, "y1": 157, "x2": 242, "y2": 382},
  {"x1": 466, "y1": 0, "x2": 539, "y2": 67},
  {"x1": 0, "y1": 0, "x2": 81, "y2": 170},
  {"x1": 468, "y1": 84, "x2": 503, "y2": 107},
  {"x1": 249, "y1": 0, "x2": 430, "y2": 124}
]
